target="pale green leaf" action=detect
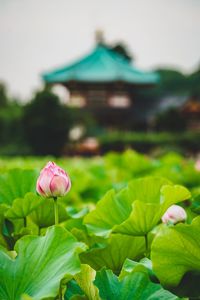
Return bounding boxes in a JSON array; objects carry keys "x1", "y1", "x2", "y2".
[
  {"x1": 151, "y1": 216, "x2": 200, "y2": 287},
  {"x1": 160, "y1": 185, "x2": 191, "y2": 212},
  {"x1": 74, "y1": 264, "x2": 100, "y2": 300}
]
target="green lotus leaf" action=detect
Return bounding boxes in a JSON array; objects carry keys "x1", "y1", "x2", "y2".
[
  {"x1": 66, "y1": 207, "x2": 89, "y2": 219},
  {"x1": 21, "y1": 295, "x2": 34, "y2": 300},
  {"x1": 116, "y1": 180, "x2": 191, "y2": 236},
  {"x1": 69, "y1": 227, "x2": 107, "y2": 253},
  {"x1": 113, "y1": 201, "x2": 162, "y2": 236},
  {"x1": 94, "y1": 268, "x2": 180, "y2": 300},
  {"x1": 0, "y1": 169, "x2": 38, "y2": 206},
  {"x1": 0, "y1": 204, "x2": 8, "y2": 225},
  {"x1": 121, "y1": 149, "x2": 154, "y2": 175},
  {"x1": 128, "y1": 176, "x2": 171, "y2": 203},
  {"x1": 0, "y1": 234, "x2": 7, "y2": 248},
  {"x1": 84, "y1": 177, "x2": 190, "y2": 237},
  {"x1": 5, "y1": 193, "x2": 44, "y2": 219},
  {"x1": 74, "y1": 264, "x2": 100, "y2": 300},
  {"x1": 30, "y1": 198, "x2": 69, "y2": 228},
  {"x1": 70, "y1": 295, "x2": 86, "y2": 300},
  {"x1": 191, "y1": 194, "x2": 200, "y2": 214},
  {"x1": 119, "y1": 258, "x2": 154, "y2": 280},
  {"x1": 160, "y1": 184, "x2": 191, "y2": 212},
  {"x1": 80, "y1": 233, "x2": 145, "y2": 274},
  {"x1": 64, "y1": 218, "x2": 86, "y2": 232},
  {"x1": 113, "y1": 184, "x2": 190, "y2": 236},
  {"x1": 151, "y1": 216, "x2": 200, "y2": 287},
  {"x1": 0, "y1": 226, "x2": 86, "y2": 300},
  {"x1": 0, "y1": 204, "x2": 9, "y2": 247},
  {"x1": 84, "y1": 188, "x2": 131, "y2": 237},
  {"x1": 11, "y1": 224, "x2": 39, "y2": 241},
  {"x1": 65, "y1": 279, "x2": 85, "y2": 299}
]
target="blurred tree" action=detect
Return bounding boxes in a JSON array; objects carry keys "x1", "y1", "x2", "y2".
[
  {"x1": 149, "y1": 69, "x2": 188, "y2": 99},
  {"x1": 23, "y1": 88, "x2": 71, "y2": 156},
  {"x1": 0, "y1": 82, "x2": 25, "y2": 155},
  {"x1": 0, "y1": 82, "x2": 9, "y2": 107},
  {"x1": 111, "y1": 43, "x2": 133, "y2": 63},
  {"x1": 149, "y1": 67, "x2": 200, "y2": 100},
  {"x1": 0, "y1": 103, "x2": 23, "y2": 148},
  {"x1": 187, "y1": 68, "x2": 200, "y2": 97}
]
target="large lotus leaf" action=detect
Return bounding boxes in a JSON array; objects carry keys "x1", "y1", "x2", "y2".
[
  {"x1": 80, "y1": 233, "x2": 145, "y2": 274},
  {"x1": 128, "y1": 177, "x2": 190, "y2": 209},
  {"x1": 84, "y1": 188, "x2": 131, "y2": 237},
  {"x1": 113, "y1": 201, "x2": 162, "y2": 236},
  {"x1": 94, "y1": 268, "x2": 180, "y2": 300},
  {"x1": 30, "y1": 198, "x2": 69, "y2": 228},
  {"x1": 0, "y1": 226, "x2": 86, "y2": 300},
  {"x1": 5, "y1": 193, "x2": 44, "y2": 219},
  {"x1": 0, "y1": 169, "x2": 38, "y2": 206},
  {"x1": 151, "y1": 216, "x2": 200, "y2": 287},
  {"x1": 127, "y1": 176, "x2": 171, "y2": 203},
  {"x1": 84, "y1": 177, "x2": 190, "y2": 237},
  {"x1": 74, "y1": 264, "x2": 100, "y2": 300}
]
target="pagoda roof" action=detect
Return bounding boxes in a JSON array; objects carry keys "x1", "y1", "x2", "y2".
[{"x1": 42, "y1": 45, "x2": 159, "y2": 85}]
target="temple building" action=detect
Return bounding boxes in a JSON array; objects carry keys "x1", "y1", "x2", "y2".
[{"x1": 42, "y1": 34, "x2": 159, "y2": 128}]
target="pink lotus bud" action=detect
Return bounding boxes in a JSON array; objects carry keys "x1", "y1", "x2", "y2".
[
  {"x1": 36, "y1": 162, "x2": 71, "y2": 198},
  {"x1": 195, "y1": 160, "x2": 200, "y2": 172},
  {"x1": 162, "y1": 205, "x2": 187, "y2": 225}
]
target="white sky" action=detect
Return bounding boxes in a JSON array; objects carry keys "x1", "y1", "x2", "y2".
[{"x1": 0, "y1": 0, "x2": 200, "y2": 100}]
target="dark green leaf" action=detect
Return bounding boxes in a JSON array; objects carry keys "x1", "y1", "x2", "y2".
[{"x1": 94, "y1": 268, "x2": 180, "y2": 300}]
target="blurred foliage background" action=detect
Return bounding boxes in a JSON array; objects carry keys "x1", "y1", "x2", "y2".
[{"x1": 0, "y1": 63, "x2": 200, "y2": 156}]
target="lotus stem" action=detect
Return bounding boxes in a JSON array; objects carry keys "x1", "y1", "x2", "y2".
[{"x1": 54, "y1": 197, "x2": 59, "y2": 225}]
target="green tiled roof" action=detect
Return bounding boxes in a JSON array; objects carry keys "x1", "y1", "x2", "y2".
[{"x1": 42, "y1": 45, "x2": 159, "y2": 84}]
